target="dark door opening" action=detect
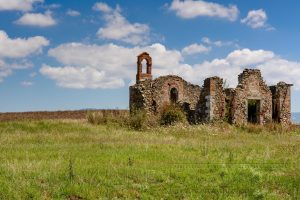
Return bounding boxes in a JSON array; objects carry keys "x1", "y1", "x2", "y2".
[
  {"x1": 247, "y1": 99, "x2": 260, "y2": 124},
  {"x1": 170, "y1": 88, "x2": 178, "y2": 103}
]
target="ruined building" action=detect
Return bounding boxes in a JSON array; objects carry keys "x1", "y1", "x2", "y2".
[{"x1": 129, "y1": 52, "x2": 293, "y2": 125}]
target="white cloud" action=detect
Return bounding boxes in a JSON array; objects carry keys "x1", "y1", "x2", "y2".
[
  {"x1": 0, "y1": 30, "x2": 49, "y2": 82},
  {"x1": 257, "y1": 59, "x2": 300, "y2": 88},
  {"x1": 66, "y1": 9, "x2": 80, "y2": 17},
  {"x1": 93, "y1": 2, "x2": 112, "y2": 13},
  {"x1": 93, "y1": 2, "x2": 150, "y2": 45},
  {"x1": 0, "y1": 30, "x2": 49, "y2": 58},
  {"x1": 42, "y1": 41, "x2": 300, "y2": 90},
  {"x1": 169, "y1": 0, "x2": 239, "y2": 21},
  {"x1": 241, "y1": 9, "x2": 273, "y2": 30},
  {"x1": 0, "y1": 0, "x2": 43, "y2": 11},
  {"x1": 188, "y1": 49, "x2": 299, "y2": 89},
  {"x1": 15, "y1": 11, "x2": 56, "y2": 27},
  {"x1": 226, "y1": 49, "x2": 274, "y2": 66},
  {"x1": 41, "y1": 65, "x2": 124, "y2": 89},
  {"x1": 21, "y1": 81, "x2": 33, "y2": 86},
  {"x1": 182, "y1": 43, "x2": 211, "y2": 55},
  {"x1": 41, "y1": 42, "x2": 183, "y2": 89}
]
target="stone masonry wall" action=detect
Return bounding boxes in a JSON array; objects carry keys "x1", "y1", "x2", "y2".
[
  {"x1": 231, "y1": 69, "x2": 272, "y2": 125},
  {"x1": 270, "y1": 82, "x2": 293, "y2": 125},
  {"x1": 129, "y1": 75, "x2": 201, "y2": 115},
  {"x1": 199, "y1": 77, "x2": 225, "y2": 121},
  {"x1": 129, "y1": 79, "x2": 152, "y2": 113}
]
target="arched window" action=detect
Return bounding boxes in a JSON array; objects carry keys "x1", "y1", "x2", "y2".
[{"x1": 170, "y1": 88, "x2": 178, "y2": 103}]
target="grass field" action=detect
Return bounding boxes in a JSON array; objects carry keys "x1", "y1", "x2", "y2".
[{"x1": 0, "y1": 120, "x2": 299, "y2": 199}]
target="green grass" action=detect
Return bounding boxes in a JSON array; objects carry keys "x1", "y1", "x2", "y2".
[{"x1": 0, "y1": 120, "x2": 299, "y2": 199}]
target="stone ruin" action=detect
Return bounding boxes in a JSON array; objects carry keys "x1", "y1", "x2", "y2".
[{"x1": 129, "y1": 52, "x2": 293, "y2": 125}]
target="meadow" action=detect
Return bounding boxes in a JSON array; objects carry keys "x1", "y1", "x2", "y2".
[{"x1": 0, "y1": 119, "x2": 299, "y2": 199}]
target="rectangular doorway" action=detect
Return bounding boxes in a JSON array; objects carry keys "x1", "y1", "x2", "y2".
[{"x1": 247, "y1": 99, "x2": 260, "y2": 124}]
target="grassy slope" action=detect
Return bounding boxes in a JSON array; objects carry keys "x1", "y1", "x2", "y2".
[{"x1": 0, "y1": 121, "x2": 299, "y2": 199}]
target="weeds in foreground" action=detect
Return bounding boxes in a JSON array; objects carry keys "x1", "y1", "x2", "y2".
[
  {"x1": 0, "y1": 120, "x2": 299, "y2": 199},
  {"x1": 87, "y1": 110, "x2": 128, "y2": 126},
  {"x1": 238, "y1": 122, "x2": 296, "y2": 134},
  {"x1": 87, "y1": 108, "x2": 157, "y2": 130},
  {"x1": 68, "y1": 158, "x2": 75, "y2": 182},
  {"x1": 127, "y1": 108, "x2": 147, "y2": 131}
]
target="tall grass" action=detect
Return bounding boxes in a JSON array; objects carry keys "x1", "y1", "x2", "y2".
[
  {"x1": 87, "y1": 105, "x2": 188, "y2": 129},
  {"x1": 87, "y1": 108, "x2": 158, "y2": 130},
  {"x1": 87, "y1": 110, "x2": 128, "y2": 126},
  {"x1": 0, "y1": 120, "x2": 299, "y2": 199}
]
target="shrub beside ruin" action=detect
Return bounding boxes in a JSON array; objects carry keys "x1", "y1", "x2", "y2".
[{"x1": 159, "y1": 104, "x2": 187, "y2": 126}]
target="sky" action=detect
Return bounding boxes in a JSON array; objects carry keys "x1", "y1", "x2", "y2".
[{"x1": 0, "y1": 0, "x2": 300, "y2": 112}]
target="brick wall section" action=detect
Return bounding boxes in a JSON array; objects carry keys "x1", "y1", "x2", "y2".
[
  {"x1": 136, "y1": 52, "x2": 152, "y2": 83},
  {"x1": 231, "y1": 69, "x2": 272, "y2": 125}
]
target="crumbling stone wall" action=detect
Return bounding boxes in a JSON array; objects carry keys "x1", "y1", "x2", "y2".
[
  {"x1": 270, "y1": 82, "x2": 293, "y2": 125},
  {"x1": 231, "y1": 69, "x2": 272, "y2": 125},
  {"x1": 129, "y1": 75, "x2": 201, "y2": 114},
  {"x1": 129, "y1": 80, "x2": 151, "y2": 112},
  {"x1": 129, "y1": 52, "x2": 293, "y2": 126},
  {"x1": 199, "y1": 77, "x2": 225, "y2": 121}
]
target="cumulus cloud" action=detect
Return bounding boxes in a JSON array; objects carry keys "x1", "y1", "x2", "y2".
[
  {"x1": 226, "y1": 49, "x2": 274, "y2": 66},
  {"x1": 0, "y1": 0, "x2": 43, "y2": 11},
  {"x1": 182, "y1": 43, "x2": 211, "y2": 55},
  {"x1": 41, "y1": 65, "x2": 124, "y2": 89},
  {"x1": 0, "y1": 30, "x2": 49, "y2": 82},
  {"x1": 169, "y1": 0, "x2": 239, "y2": 21},
  {"x1": 0, "y1": 30, "x2": 49, "y2": 58},
  {"x1": 189, "y1": 49, "x2": 299, "y2": 89},
  {"x1": 93, "y1": 2, "x2": 150, "y2": 45},
  {"x1": 66, "y1": 9, "x2": 80, "y2": 17},
  {"x1": 41, "y1": 41, "x2": 300, "y2": 90},
  {"x1": 41, "y1": 43, "x2": 183, "y2": 88},
  {"x1": 93, "y1": 2, "x2": 112, "y2": 12},
  {"x1": 241, "y1": 9, "x2": 274, "y2": 30},
  {"x1": 15, "y1": 11, "x2": 56, "y2": 27}
]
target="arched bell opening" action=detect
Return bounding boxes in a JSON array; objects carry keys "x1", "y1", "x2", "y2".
[{"x1": 136, "y1": 52, "x2": 152, "y2": 83}]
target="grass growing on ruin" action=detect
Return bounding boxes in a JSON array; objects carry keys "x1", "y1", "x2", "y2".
[{"x1": 0, "y1": 120, "x2": 299, "y2": 199}]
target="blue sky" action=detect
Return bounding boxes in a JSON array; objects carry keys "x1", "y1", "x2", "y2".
[{"x1": 0, "y1": 0, "x2": 300, "y2": 112}]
